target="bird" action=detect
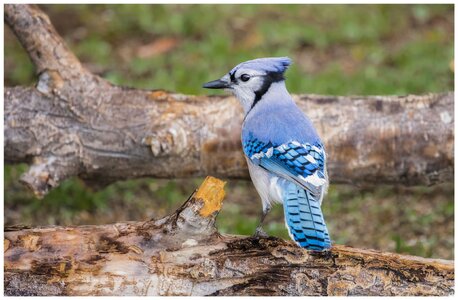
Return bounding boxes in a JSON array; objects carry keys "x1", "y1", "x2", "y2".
[{"x1": 203, "y1": 57, "x2": 331, "y2": 251}]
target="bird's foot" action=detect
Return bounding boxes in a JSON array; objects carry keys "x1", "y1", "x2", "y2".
[{"x1": 253, "y1": 226, "x2": 269, "y2": 238}]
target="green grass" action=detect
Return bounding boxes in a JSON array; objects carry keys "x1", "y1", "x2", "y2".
[
  {"x1": 4, "y1": 4, "x2": 454, "y2": 259},
  {"x1": 6, "y1": 4, "x2": 453, "y2": 95}
]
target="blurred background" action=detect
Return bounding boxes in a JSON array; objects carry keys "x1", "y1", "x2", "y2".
[{"x1": 4, "y1": 4, "x2": 454, "y2": 259}]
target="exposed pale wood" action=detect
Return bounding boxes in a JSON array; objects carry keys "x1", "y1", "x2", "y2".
[
  {"x1": 4, "y1": 176, "x2": 454, "y2": 296},
  {"x1": 4, "y1": 4, "x2": 454, "y2": 197}
]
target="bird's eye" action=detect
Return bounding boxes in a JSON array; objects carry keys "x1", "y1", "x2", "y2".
[{"x1": 240, "y1": 74, "x2": 251, "y2": 82}]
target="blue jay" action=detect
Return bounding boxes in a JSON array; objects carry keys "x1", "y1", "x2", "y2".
[{"x1": 203, "y1": 57, "x2": 331, "y2": 251}]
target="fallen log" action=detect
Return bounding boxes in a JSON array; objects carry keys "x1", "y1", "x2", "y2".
[
  {"x1": 4, "y1": 177, "x2": 454, "y2": 296},
  {"x1": 4, "y1": 4, "x2": 454, "y2": 197}
]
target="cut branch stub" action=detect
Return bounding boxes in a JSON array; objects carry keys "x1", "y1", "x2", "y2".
[
  {"x1": 159, "y1": 176, "x2": 226, "y2": 241},
  {"x1": 4, "y1": 177, "x2": 231, "y2": 296}
]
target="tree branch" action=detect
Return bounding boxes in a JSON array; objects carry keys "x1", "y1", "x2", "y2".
[
  {"x1": 5, "y1": 85, "x2": 454, "y2": 197},
  {"x1": 5, "y1": 4, "x2": 85, "y2": 78},
  {"x1": 4, "y1": 4, "x2": 454, "y2": 197},
  {"x1": 4, "y1": 177, "x2": 454, "y2": 296}
]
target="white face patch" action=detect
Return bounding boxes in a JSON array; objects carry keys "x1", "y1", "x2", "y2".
[{"x1": 230, "y1": 69, "x2": 265, "y2": 113}]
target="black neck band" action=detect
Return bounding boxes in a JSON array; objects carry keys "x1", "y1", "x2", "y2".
[{"x1": 249, "y1": 72, "x2": 284, "y2": 112}]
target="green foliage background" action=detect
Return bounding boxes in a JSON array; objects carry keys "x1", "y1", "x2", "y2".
[{"x1": 4, "y1": 4, "x2": 454, "y2": 259}]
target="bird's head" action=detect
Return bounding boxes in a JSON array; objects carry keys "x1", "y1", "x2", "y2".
[{"x1": 203, "y1": 57, "x2": 292, "y2": 113}]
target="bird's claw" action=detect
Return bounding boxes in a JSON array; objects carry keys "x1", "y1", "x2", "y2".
[{"x1": 253, "y1": 226, "x2": 269, "y2": 238}]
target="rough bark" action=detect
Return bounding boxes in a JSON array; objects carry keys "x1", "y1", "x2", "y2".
[
  {"x1": 4, "y1": 177, "x2": 454, "y2": 296},
  {"x1": 4, "y1": 4, "x2": 454, "y2": 198}
]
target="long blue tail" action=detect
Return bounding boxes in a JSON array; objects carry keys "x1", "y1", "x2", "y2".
[{"x1": 283, "y1": 182, "x2": 331, "y2": 250}]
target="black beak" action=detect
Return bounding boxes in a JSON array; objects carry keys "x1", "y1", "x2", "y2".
[{"x1": 202, "y1": 79, "x2": 230, "y2": 89}]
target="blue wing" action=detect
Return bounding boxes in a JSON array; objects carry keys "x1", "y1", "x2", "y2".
[{"x1": 243, "y1": 133, "x2": 327, "y2": 197}]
